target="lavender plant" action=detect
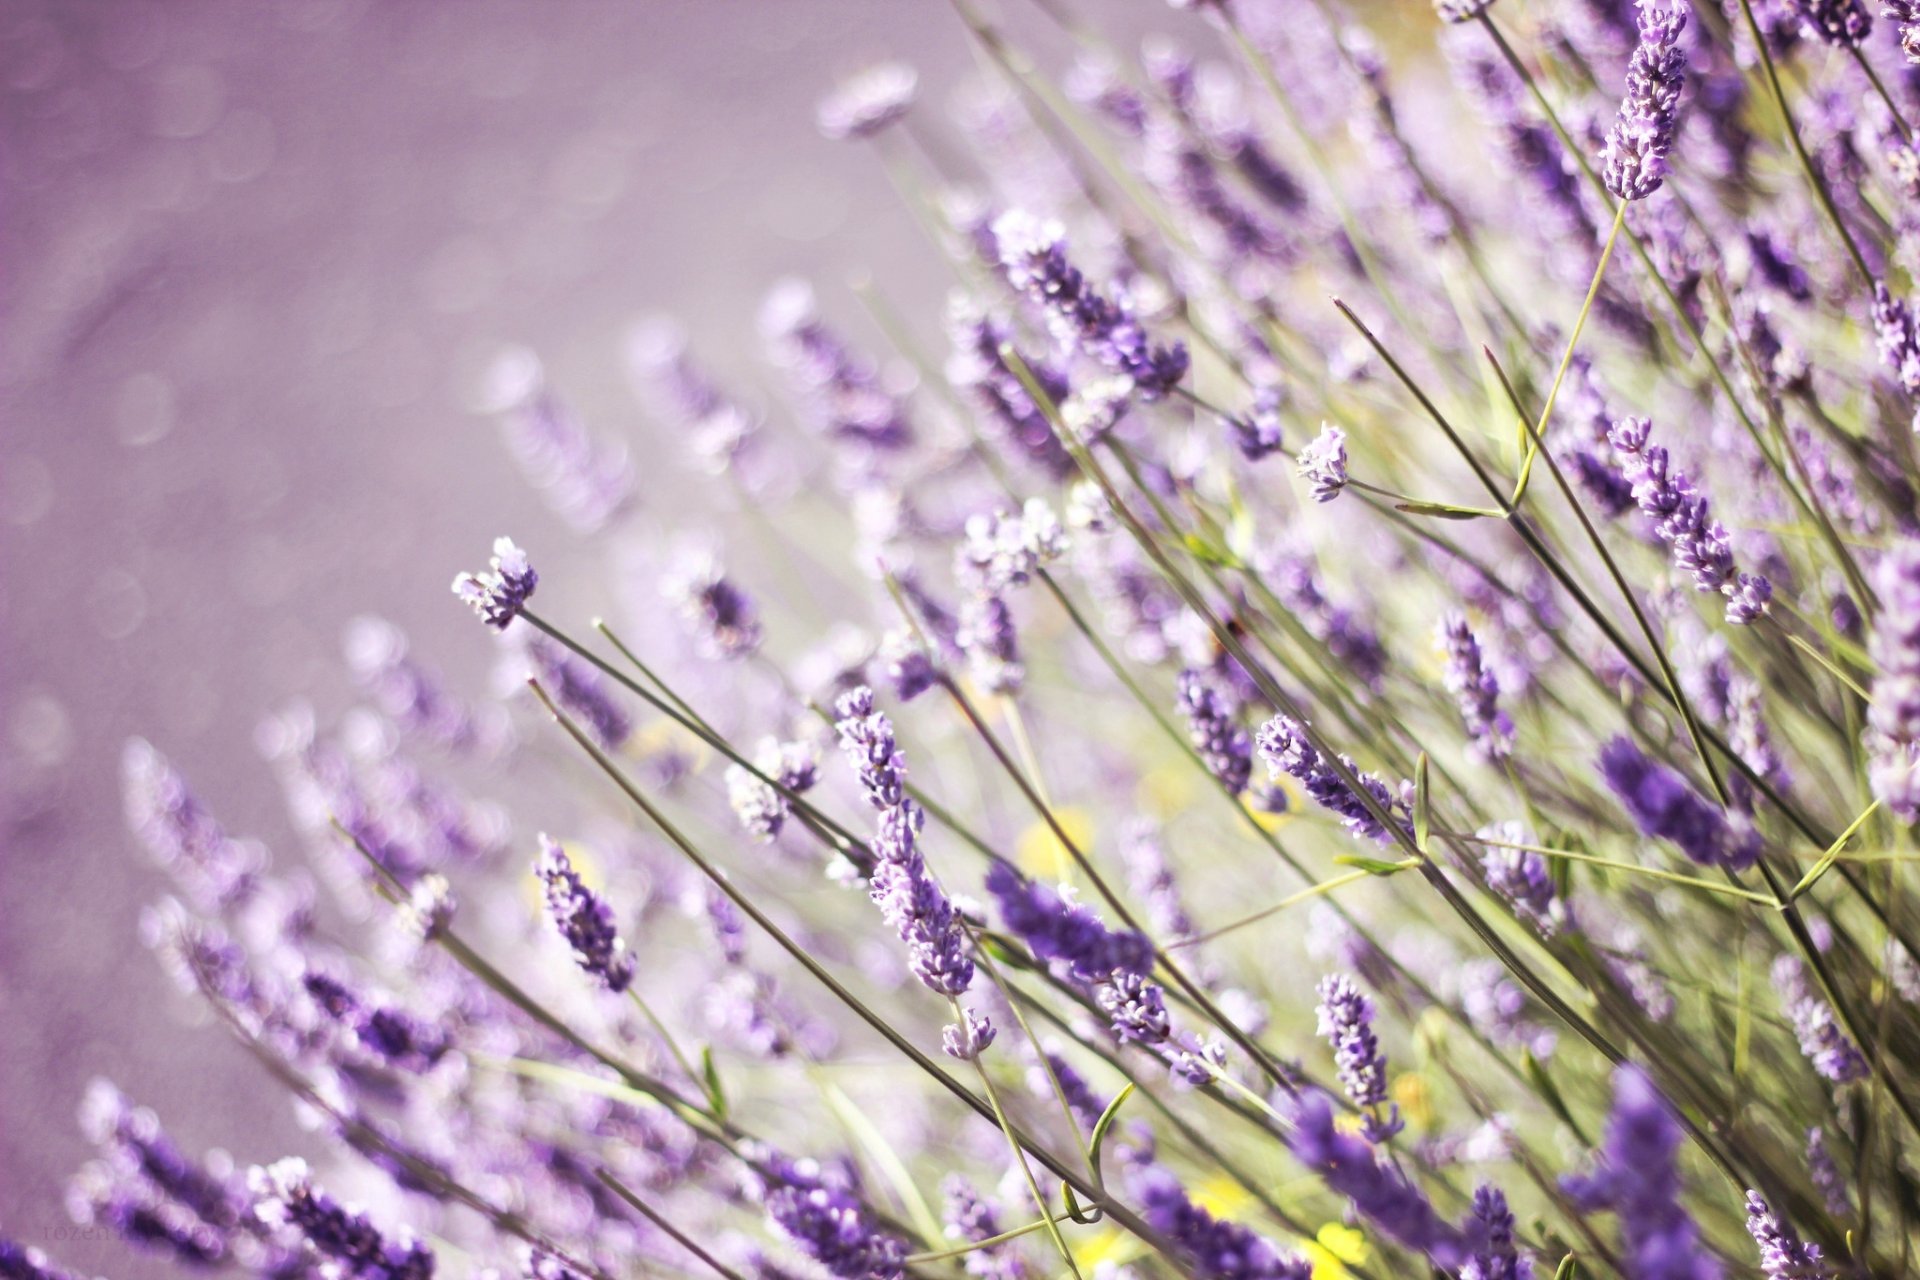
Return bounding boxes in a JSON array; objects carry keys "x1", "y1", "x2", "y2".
[{"x1": 28, "y1": 3, "x2": 1920, "y2": 1279}]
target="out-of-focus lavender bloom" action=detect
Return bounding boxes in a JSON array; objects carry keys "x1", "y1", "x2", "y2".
[
  {"x1": 1122, "y1": 820, "x2": 1197, "y2": 942},
  {"x1": 1288, "y1": 1092, "x2": 1466, "y2": 1266},
  {"x1": 1223, "y1": 386, "x2": 1285, "y2": 462},
  {"x1": 480, "y1": 349, "x2": 635, "y2": 534},
  {"x1": 397, "y1": 873, "x2": 455, "y2": 944},
  {"x1": 1478, "y1": 822, "x2": 1568, "y2": 937},
  {"x1": 0, "y1": 1241, "x2": 95, "y2": 1280},
  {"x1": 726, "y1": 738, "x2": 818, "y2": 843},
  {"x1": 834, "y1": 688, "x2": 975, "y2": 996},
  {"x1": 992, "y1": 211, "x2": 1189, "y2": 399},
  {"x1": 759, "y1": 1155, "x2": 907, "y2": 1280},
  {"x1": 250, "y1": 1157, "x2": 435, "y2": 1280},
  {"x1": 1562, "y1": 1065, "x2": 1720, "y2": 1280},
  {"x1": 1031, "y1": 1048, "x2": 1109, "y2": 1133},
  {"x1": 1265, "y1": 548, "x2": 1389, "y2": 688},
  {"x1": 957, "y1": 595, "x2": 1024, "y2": 695},
  {"x1": 453, "y1": 537, "x2": 537, "y2": 631},
  {"x1": 122, "y1": 739, "x2": 263, "y2": 912},
  {"x1": 1608, "y1": 418, "x2": 1769, "y2": 625},
  {"x1": 1597, "y1": 737, "x2": 1756, "y2": 870},
  {"x1": 1257, "y1": 716, "x2": 1405, "y2": 845},
  {"x1": 1461, "y1": 1183, "x2": 1529, "y2": 1280},
  {"x1": 1745, "y1": 1190, "x2": 1829, "y2": 1280},
  {"x1": 1888, "y1": 2, "x2": 1920, "y2": 60},
  {"x1": 761, "y1": 279, "x2": 913, "y2": 453},
  {"x1": 1315, "y1": 974, "x2": 1401, "y2": 1140},
  {"x1": 625, "y1": 316, "x2": 764, "y2": 478},
  {"x1": 1460, "y1": 959, "x2": 1557, "y2": 1059},
  {"x1": 1439, "y1": 614, "x2": 1513, "y2": 762},
  {"x1": 957, "y1": 501, "x2": 1067, "y2": 597},
  {"x1": 985, "y1": 861, "x2": 1154, "y2": 982},
  {"x1": 946, "y1": 299, "x2": 1076, "y2": 479},
  {"x1": 1866, "y1": 540, "x2": 1920, "y2": 818},
  {"x1": 1176, "y1": 668, "x2": 1253, "y2": 796},
  {"x1": 1771, "y1": 954, "x2": 1868, "y2": 1083},
  {"x1": 345, "y1": 617, "x2": 500, "y2": 756},
  {"x1": 666, "y1": 554, "x2": 763, "y2": 660},
  {"x1": 1792, "y1": 0, "x2": 1872, "y2": 44},
  {"x1": 1871, "y1": 283, "x2": 1920, "y2": 429},
  {"x1": 1600, "y1": 5, "x2": 1688, "y2": 201},
  {"x1": 534, "y1": 834, "x2": 635, "y2": 994},
  {"x1": 518, "y1": 632, "x2": 631, "y2": 750},
  {"x1": 1296, "y1": 424, "x2": 1349, "y2": 503},
  {"x1": 1806, "y1": 1127, "x2": 1850, "y2": 1215},
  {"x1": 301, "y1": 970, "x2": 451, "y2": 1072},
  {"x1": 816, "y1": 62, "x2": 918, "y2": 141},
  {"x1": 1060, "y1": 374, "x2": 1136, "y2": 444},
  {"x1": 940, "y1": 1177, "x2": 1029, "y2": 1280},
  {"x1": 68, "y1": 1080, "x2": 245, "y2": 1268},
  {"x1": 1132, "y1": 1162, "x2": 1312, "y2": 1280}
]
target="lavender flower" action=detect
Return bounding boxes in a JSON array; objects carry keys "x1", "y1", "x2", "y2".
[
  {"x1": 1867, "y1": 540, "x2": 1920, "y2": 819},
  {"x1": 1223, "y1": 386, "x2": 1285, "y2": 462},
  {"x1": 1597, "y1": 737, "x2": 1756, "y2": 870},
  {"x1": 482, "y1": 351, "x2": 636, "y2": 533},
  {"x1": 992, "y1": 211, "x2": 1189, "y2": 399},
  {"x1": 1176, "y1": 668, "x2": 1253, "y2": 796},
  {"x1": 760, "y1": 1156, "x2": 907, "y2": 1280},
  {"x1": 1806, "y1": 1127, "x2": 1850, "y2": 1215},
  {"x1": 250, "y1": 1157, "x2": 435, "y2": 1280},
  {"x1": 1600, "y1": 5, "x2": 1688, "y2": 200},
  {"x1": 941, "y1": 1007, "x2": 997, "y2": 1060},
  {"x1": 520, "y1": 632, "x2": 631, "y2": 749},
  {"x1": 956, "y1": 501, "x2": 1067, "y2": 596},
  {"x1": 940, "y1": 1177, "x2": 1029, "y2": 1280},
  {"x1": 534, "y1": 834, "x2": 635, "y2": 993},
  {"x1": 0, "y1": 1241, "x2": 94, "y2": 1280},
  {"x1": 1871, "y1": 282, "x2": 1920, "y2": 429},
  {"x1": 1315, "y1": 973, "x2": 1402, "y2": 1140},
  {"x1": 1296, "y1": 423, "x2": 1349, "y2": 503},
  {"x1": 957, "y1": 595, "x2": 1024, "y2": 695},
  {"x1": 1745, "y1": 1190, "x2": 1829, "y2": 1280},
  {"x1": 1132, "y1": 1162, "x2": 1312, "y2": 1280},
  {"x1": 1792, "y1": 0, "x2": 1872, "y2": 44},
  {"x1": 1440, "y1": 614, "x2": 1513, "y2": 762},
  {"x1": 1608, "y1": 417, "x2": 1770, "y2": 624},
  {"x1": 1562, "y1": 1065, "x2": 1720, "y2": 1280},
  {"x1": 1288, "y1": 1091, "x2": 1466, "y2": 1266},
  {"x1": 1771, "y1": 954, "x2": 1868, "y2": 1083},
  {"x1": 1461, "y1": 1184, "x2": 1528, "y2": 1280},
  {"x1": 761, "y1": 279, "x2": 913, "y2": 452},
  {"x1": 816, "y1": 62, "x2": 917, "y2": 141},
  {"x1": 1256, "y1": 716, "x2": 1405, "y2": 845},
  {"x1": 667, "y1": 555, "x2": 762, "y2": 659},
  {"x1": 1478, "y1": 821, "x2": 1567, "y2": 936},
  {"x1": 1888, "y1": 1, "x2": 1920, "y2": 60},
  {"x1": 121, "y1": 739, "x2": 262, "y2": 912},
  {"x1": 726, "y1": 738, "x2": 818, "y2": 843},
  {"x1": 834, "y1": 688, "x2": 975, "y2": 996},
  {"x1": 452, "y1": 536, "x2": 537, "y2": 630},
  {"x1": 984, "y1": 861, "x2": 1155, "y2": 982}
]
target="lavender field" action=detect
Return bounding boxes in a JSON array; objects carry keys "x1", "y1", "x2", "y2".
[{"x1": 7, "y1": 1, "x2": 1920, "y2": 1278}]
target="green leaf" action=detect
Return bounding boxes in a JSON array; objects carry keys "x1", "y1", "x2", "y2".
[
  {"x1": 1181, "y1": 532, "x2": 1244, "y2": 569},
  {"x1": 1552, "y1": 1253, "x2": 1580, "y2": 1280},
  {"x1": 700, "y1": 1046, "x2": 728, "y2": 1122},
  {"x1": 1332, "y1": 854, "x2": 1415, "y2": 876},
  {"x1": 1413, "y1": 753, "x2": 1431, "y2": 854},
  {"x1": 1088, "y1": 1083, "x2": 1136, "y2": 1184},
  {"x1": 1393, "y1": 499, "x2": 1502, "y2": 520}
]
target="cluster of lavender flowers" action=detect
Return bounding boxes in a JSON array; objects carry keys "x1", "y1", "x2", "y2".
[{"x1": 31, "y1": 4, "x2": 1920, "y2": 1280}]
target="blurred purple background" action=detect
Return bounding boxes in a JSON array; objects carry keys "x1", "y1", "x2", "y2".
[{"x1": 0, "y1": 2, "x2": 1152, "y2": 1268}]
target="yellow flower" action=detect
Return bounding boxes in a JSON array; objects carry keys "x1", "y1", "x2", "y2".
[
  {"x1": 1302, "y1": 1222, "x2": 1368, "y2": 1279},
  {"x1": 1190, "y1": 1173, "x2": 1254, "y2": 1219},
  {"x1": 1139, "y1": 762, "x2": 1198, "y2": 818},
  {"x1": 1017, "y1": 806, "x2": 1096, "y2": 881},
  {"x1": 1392, "y1": 1071, "x2": 1435, "y2": 1132}
]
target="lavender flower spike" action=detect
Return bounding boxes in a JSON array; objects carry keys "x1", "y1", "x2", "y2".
[
  {"x1": 452, "y1": 536, "x2": 537, "y2": 630},
  {"x1": 1132, "y1": 1162, "x2": 1313, "y2": 1280},
  {"x1": 1461, "y1": 1184, "x2": 1528, "y2": 1280},
  {"x1": 816, "y1": 62, "x2": 917, "y2": 141},
  {"x1": 1872, "y1": 283, "x2": 1920, "y2": 429},
  {"x1": 0, "y1": 1240, "x2": 95, "y2": 1280},
  {"x1": 1793, "y1": 0, "x2": 1872, "y2": 46},
  {"x1": 1296, "y1": 423, "x2": 1349, "y2": 503},
  {"x1": 1439, "y1": 614, "x2": 1513, "y2": 762},
  {"x1": 1288, "y1": 1091, "x2": 1466, "y2": 1266},
  {"x1": 1600, "y1": 5, "x2": 1688, "y2": 201},
  {"x1": 984, "y1": 860, "x2": 1155, "y2": 982},
  {"x1": 761, "y1": 1155, "x2": 908, "y2": 1280},
  {"x1": 1176, "y1": 668, "x2": 1253, "y2": 796},
  {"x1": 1608, "y1": 416, "x2": 1770, "y2": 624},
  {"x1": 1256, "y1": 716, "x2": 1405, "y2": 844},
  {"x1": 1745, "y1": 1190, "x2": 1829, "y2": 1280},
  {"x1": 1315, "y1": 973, "x2": 1402, "y2": 1140},
  {"x1": 250, "y1": 1157, "x2": 435, "y2": 1280},
  {"x1": 1866, "y1": 539, "x2": 1920, "y2": 819},
  {"x1": 1771, "y1": 954, "x2": 1868, "y2": 1083},
  {"x1": 992, "y1": 210, "x2": 1188, "y2": 399},
  {"x1": 1888, "y1": 2, "x2": 1920, "y2": 62},
  {"x1": 1597, "y1": 737, "x2": 1756, "y2": 870},
  {"x1": 534, "y1": 834, "x2": 635, "y2": 993},
  {"x1": 1562, "y1": 1065, "x2": 1720, "y2": 1280}
]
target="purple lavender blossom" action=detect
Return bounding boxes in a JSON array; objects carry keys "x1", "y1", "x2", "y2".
[
  {"x1": 1771, "y1": 954, "x2": 1868, "y2": 1083},
  {"x1": 1256, "y1": 716, "x2": 1405, "y2": 845},
  {"x1": 1600, "y1": 5, "x2": 1688, "y2": 201},
  {"x1": 940, "y1": 1177, "x2": 1028, "y2": 1280},
  {"x1": 957, "y1": 595, "x2": 1024, "y2": 695},
  {"x1": 1288, "y1": 1091, "x2": 1466, "y2": 1266},
  {"x1": 1478, "y1": 821, "x2": 1567, "y2": 936},
  {"x1": 1315, "y1": 973, "x2": 1402, "y2": 1140},
  {"x1": 1597, "y1": 737, "x2": 1756, "y2": 870},
  {"x1": 250, "y1": 1157, "x2": 435, "y2": 1280},
  {"x1": 344, "y1": 616, "x2": 498, "y2": 755},
  {"x1": 1562, "y1": 1065, "x2": 1720, "y2": 1280},
  {"x1": 452, "y1": 536, "x2": 537, "y2": 630},
  {"x1": 1888, "y1": 2, "x2": 1920, "y2": 60},
  {"x1": 1176, "y1": 668, "x2": 1253, "y2": 796},
  {"x1": 301, "y1": 970, "x2": 451, "y2": 1072},
  {"x1": 834, "y1": 686, "x2": 907, "y2": 811},
  {"x1": 0, "y1": 1241, "x2": 94, "y2": 1280},
  {"x1": 1871, "y1": 283, "x2": 1920, "y2": 429},
  {"x1": 667, "y1": 555, "x2": 763, "y2": 660},
  {"x1": 482, "y1": 351, "x2": 636, "y2": 534},
  {"x1": 1439, "y1": 614, "x2": 1513, "y2": 762},
  {"x1": 1132, "y1": 1162, "x2": 1313, "y2": 1280},
  {"x1": 1608, "y1": 417, "x2": 1770, "y2": 624},
  {"x1": 992, "y1": 211, "x2": 1189, "y2": 399},
  {"x1": 760, "y1": 1156, "x2": 907, "y2": 1280},
  {"x1": 1867, "y1": 540, "x2": 1920, "y2": 819},
  {"x1": 521, "y1": 632, "x2": 631, "y2": 750},
  {"x1": 1223, "y1": 386, "x2": 1285, "y2": 462},
  {"x1": 534, "y1": 834, "x2": 635, "y2": 994},
  {"x1": 1745, "y1": 1190, "x2": 1829, "y2": 1280},
  {"x1": 761, "y1": 279, "x2": 913, "y2": 453},
  {"x1": 946, "y1": 299, "x2": 1076, "y2": 479},
  {"x1": 940, "y1": 1007, "x2": 997, "y2": 1060},
  {"x1": 121, "y1": 739, "x2": 262, "y2": 912},
  {"x1": 984, "y1": 861, "x2": 1155, "y2": 982},
  {"x1": 956, "y1": 501, "x2": 1067, "y2": 598},
  {"x1": 1461, "y1": 1184, "x2": 1529, "y2": 1280},
  {"x1": 1296, "y1": 424, "x2": 1349, "y2": 503},
  {"x1": 816, "y1": 63, "x2": 917, "y2": 141},
  {"x1": 1806, "y1": 1127, "x2": 1850, "y2": 1215},
  {"x1": 726, "y1": 738, "x2": 818, "y2": 843},
  {"x1": 68, "y1": 1081, "x2": 245, "y2": 1268},
  {"x1": 1792, "y1": 0, "x2": 1872, "y2": 44}
]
